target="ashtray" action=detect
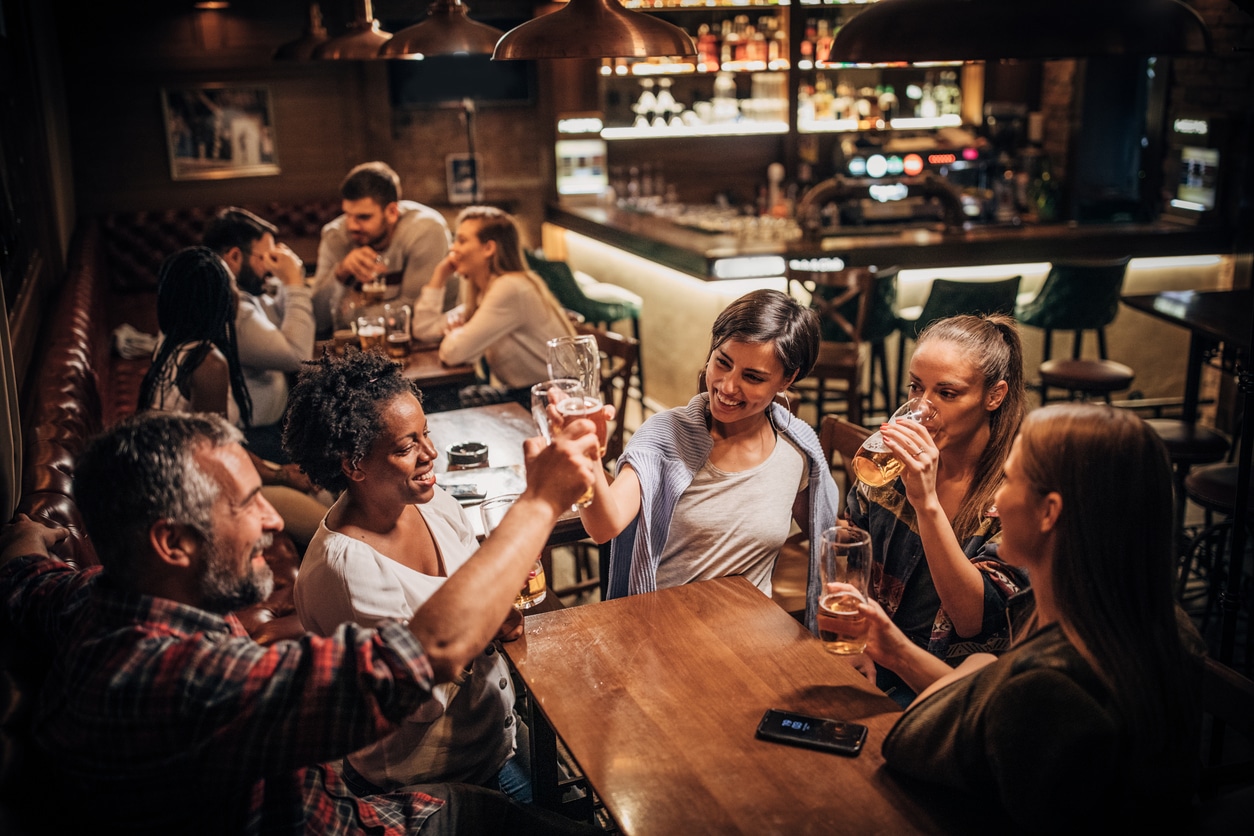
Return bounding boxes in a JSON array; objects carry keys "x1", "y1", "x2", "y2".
[{"x1": 447, "y1": 442, "x2": 489, "y2": 468}]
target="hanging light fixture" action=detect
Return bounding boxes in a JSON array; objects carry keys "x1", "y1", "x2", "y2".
[
  {"x1": 312, "y1": 0, "x2": 392, "y2": 60},
  {"x1": 380, "y1": 0, "x2": 504, "y2": 60},
  {"x1": 274, "y1": 3, "x2": 331, "y2": 61},
  {"x1": 493, "y1": 0, "x2": 697, "y2": 61},
  {"x1": 829, "y1": 0, "x2": 1212, "y2": 64}
]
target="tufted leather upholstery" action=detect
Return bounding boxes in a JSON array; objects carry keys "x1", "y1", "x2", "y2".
[
  {"x1": 2, "y1": 207, "x2": 326, "y2": 833},
  {"x1": 101, "y1": 199, "x2": 341, "y2": 292}
]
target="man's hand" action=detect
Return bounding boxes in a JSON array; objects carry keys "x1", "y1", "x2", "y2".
[
  {"x1": 0, "y1": 514, "x2": 69, "y2": 568},
  {"x1": 494, "y1": 606, "x2": 524, "y2": 643},
  {"x1": 265, "y1": 243, "x2": 306, "y2": 287},
  {"x1": 522, "y1": 420, "x2": 599, "y2": 514},
  {"x1": 338, "y1": 246, "x2": 384, "y2": 286}
]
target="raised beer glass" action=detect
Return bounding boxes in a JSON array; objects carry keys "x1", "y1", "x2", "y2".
[{"x1": 850, "y1": 397, "x2": 936, "y2": 487}]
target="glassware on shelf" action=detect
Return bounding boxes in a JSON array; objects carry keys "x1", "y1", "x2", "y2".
[
  {"x1": 633, "y1": 78, "x2": 657, "y2": 129},
  {"x1": 712, "y1": 71, "x2": 739, "y2": 123}
]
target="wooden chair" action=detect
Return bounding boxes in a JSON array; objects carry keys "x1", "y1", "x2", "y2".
[
  {"x1": 790, "y1": 267, "x2": 875, "y2": 430},
  {"x1": 573, "y1": 321, "x2": 639, "y2": 464},
  {"x1": 1193, "y1": 656, "x2": 1254, "y2": 831},
  {"x1": 770, "y1": 416, "x2": 872, "y2": 619}
]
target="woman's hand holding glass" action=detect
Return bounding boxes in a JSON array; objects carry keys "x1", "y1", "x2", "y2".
[
  {"x1": 530, "y1": 379, "x2": 609, "y2": 508},
  {"x1": 877, "y1": 406, "x2": 939, "y2": 501}
]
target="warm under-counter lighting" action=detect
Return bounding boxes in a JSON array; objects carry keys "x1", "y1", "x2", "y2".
[{"x1": 194, "y1": 2, "x2": 230, "y2": 9}]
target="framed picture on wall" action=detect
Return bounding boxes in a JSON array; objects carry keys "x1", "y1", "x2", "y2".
[
  {"x1": 161, "y1": 84, "x2": 280, "y2": 181},
  {"x1": 446, "y1": 154, "x2": 483, "y2": 204}
]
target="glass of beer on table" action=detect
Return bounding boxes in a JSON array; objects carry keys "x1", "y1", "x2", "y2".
[
  {"x1": 480, "y1": 493, "x2": 547, "y2": 609},
  {"x1": 356, "y1": 315, "x2": 386, "y2": 353},
  {"x1": 383, "y1": 303, "x2": 412, "y2": 358},
  {"x1": 817, "y1": 525, "x2": 873, "y2": 655}
]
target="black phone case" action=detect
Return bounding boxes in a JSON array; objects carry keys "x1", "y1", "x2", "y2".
[{"x1": 755, "y1": 709, "x2": 868, "y2": 756}]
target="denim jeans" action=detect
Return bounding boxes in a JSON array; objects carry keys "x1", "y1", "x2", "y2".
[{"x1": 495, "y1": 711, "x2": 533, "y2": 803}]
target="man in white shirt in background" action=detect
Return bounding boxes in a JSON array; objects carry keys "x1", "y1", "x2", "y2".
[
  {"x1": 311, "y1": 160, "x2": 456, "y2": 336},
  {"x1": 202, "y1": 206, "x2": 315, "y2": 464}
]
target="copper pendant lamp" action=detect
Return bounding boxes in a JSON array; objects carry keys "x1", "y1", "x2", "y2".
[
  {"x1": 274, "y1": 3, "x2": 331, "y2": 61},
  {"x1": 829, "y1": 0, "x2": 1212, "y2": 63},
  {"x1": 380, "y1": 0, "x2": 504, "y2": 60},
  {"x1": 312, "y1": 0, "x2": 392, "y2": 60},
  {"x1": 493, "y1": 0, "x2": 697, "y2": 61}
]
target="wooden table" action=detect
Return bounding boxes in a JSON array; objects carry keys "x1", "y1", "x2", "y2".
[
  {"x1": 426, "y1": 402, "x2": 589, "y2": 548},
  {"x1": 1120, "y1": 289, "x2": 1251, "y2": 423},
  {"x1": 313, "y1": 340, "x2": 478, "y2": 393},
  {"x1": 399, "y1": 342, "x2": 478, "y2": 391},
  {"x1": 503, "y1": 576, "x2": 966, "y2": 834},
  {"x1": 1121, "y1": 289, "x2": 1252, "y2": 666}
]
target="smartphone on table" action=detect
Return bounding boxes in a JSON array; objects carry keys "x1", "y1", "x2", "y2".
[{"x1": 755, "y1": 708, "x2": 868, "y2": 756}]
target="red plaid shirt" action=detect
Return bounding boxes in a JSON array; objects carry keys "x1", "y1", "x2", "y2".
[{"x1": 1, "y1": 554, "x2": 445, "y2": 834}]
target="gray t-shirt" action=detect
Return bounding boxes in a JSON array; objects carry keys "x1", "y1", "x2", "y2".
[{"x1": 655, "y1": 432, "x2": 808, "y2": 596}]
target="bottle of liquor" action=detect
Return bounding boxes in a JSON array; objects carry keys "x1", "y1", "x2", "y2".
[
  {"x1": 800, "y1": 18, "x2": 816, "y2": 65},
  {"x1": 696, "y1": 23, "x2": 720, "y2": 72},
  {"x1": 878, "y1": 85, "x2": 899, "y2": 124},
  {"x1": 815, "y1": 19, "x2": 834, "y2": 64},
  {"x1": 812, "y1": 74, "x2": 834, "y2": 121}
]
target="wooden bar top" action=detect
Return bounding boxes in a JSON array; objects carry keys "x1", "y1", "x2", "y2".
[
  {"x1": 504, "y1": 576, "x2": 968, "y2": 834},
  {"x1": 550, "y1": 202, "x2": 1234, "y2": 279}
]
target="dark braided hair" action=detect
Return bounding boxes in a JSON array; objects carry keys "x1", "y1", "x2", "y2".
[
  {"x1": 138, "y1": 246, "x2": 253, "y2": 427},
  {"x1": 282, "y1": 348, "x2": 422, "y2": 494}
]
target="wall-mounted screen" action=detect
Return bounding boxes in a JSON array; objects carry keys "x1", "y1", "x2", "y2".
[{"x1": 1173, "y1": 146, "x2": 1219, "y2": 212}]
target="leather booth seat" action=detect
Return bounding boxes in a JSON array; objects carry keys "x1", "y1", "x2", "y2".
[{"x1": 1, "y1": 204, "x2": 335, "y2": 833}]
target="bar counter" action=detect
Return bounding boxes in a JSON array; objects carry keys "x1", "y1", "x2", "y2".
[
  {"x1": 544, "y1": 202, "x2": 1235, "y2": 412},
  {"x1": 549, "y1": 202, "x2": 1234, "y2": 280}
]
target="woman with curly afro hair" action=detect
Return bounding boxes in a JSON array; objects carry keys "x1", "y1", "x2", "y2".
[{"x1": 283, "y1": 347, "x2": 533, "y2": 802}]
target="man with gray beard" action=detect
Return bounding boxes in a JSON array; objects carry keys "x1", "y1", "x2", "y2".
[{"x1": 0, "y1": 410, "x2": 600, "y2": 835}]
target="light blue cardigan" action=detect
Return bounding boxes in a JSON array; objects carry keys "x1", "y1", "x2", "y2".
[{"x1": 607, "y1": 393, "x2": 840, "y2": 634}]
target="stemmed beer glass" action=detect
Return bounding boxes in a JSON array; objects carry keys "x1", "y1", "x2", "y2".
[
  {"x1": 530, "y1": 377, "x2": 605, "y2": 509},
  {"x1": 850, "y1": 397, "x2": 936, "y2": 487},
  {"x1": 546, "y1": 335, "x2": 600, "y2": 397}
]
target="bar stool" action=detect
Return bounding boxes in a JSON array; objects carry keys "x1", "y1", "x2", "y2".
[
  {"x1": 1015, "y1": 256, "x2": 1132, "y2": 404},
  {"x1": 1146, "y1": 418, "x2": 1230, "y2": 547},
  {"x1": 895, "y1": 276, "x2": 1021, "y2": 402},
  {"x1": 1178, "y1": 462, "x2": 1254, "y2": 636},
  {"x1": 527, "y1": 250, "x2": 646, "y2": 415}
]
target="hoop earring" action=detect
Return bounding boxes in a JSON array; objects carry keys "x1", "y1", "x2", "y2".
[{"x1": 774, "y1": 389, "x2": 793, "y2": 432}]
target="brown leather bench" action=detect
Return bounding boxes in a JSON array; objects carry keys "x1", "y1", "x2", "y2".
[{"x1": 0, "y1": 202, "x2": 339, "y2": 833}]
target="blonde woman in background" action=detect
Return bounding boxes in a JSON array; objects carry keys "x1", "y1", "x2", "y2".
[{"x1": 412, "y1": 206, "x2": 575, "y2": 409}]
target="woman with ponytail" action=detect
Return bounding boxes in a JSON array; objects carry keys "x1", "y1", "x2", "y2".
[{"x1": 847, "y1": 313, "x2": 1030, "y2": 703}]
